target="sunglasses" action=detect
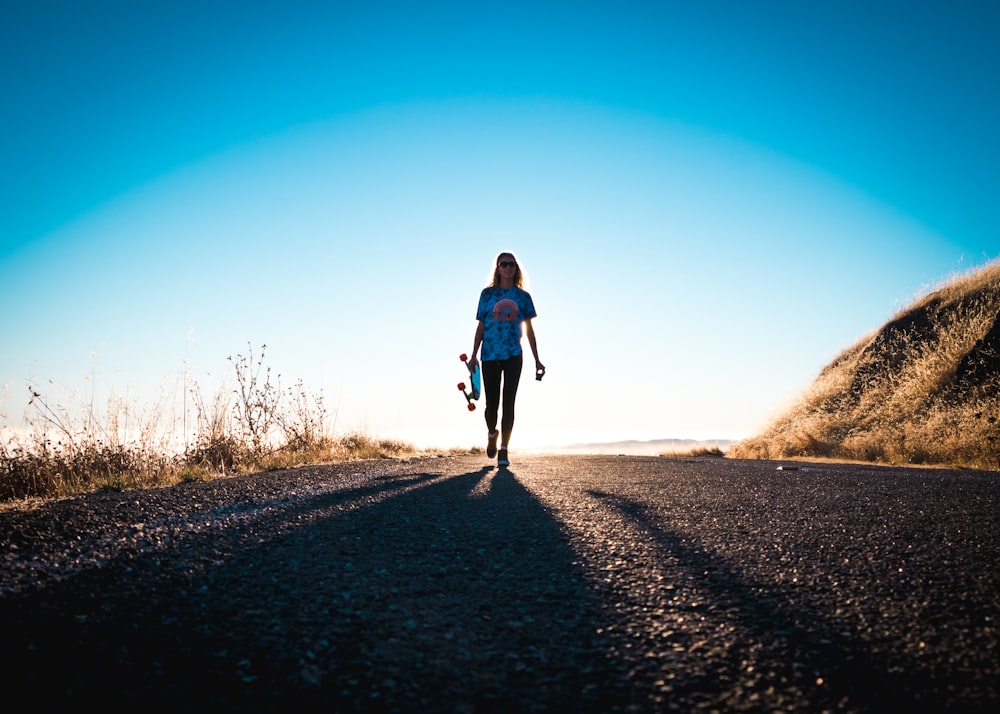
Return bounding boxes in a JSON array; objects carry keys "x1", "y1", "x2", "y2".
[{"x1": 498, "y1": 261, "x2": 517, "y2": 269}]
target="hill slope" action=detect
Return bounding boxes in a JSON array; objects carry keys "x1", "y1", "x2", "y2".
[{"x1": 729, "y1": 259, "x2": 1000, "y2": 470}]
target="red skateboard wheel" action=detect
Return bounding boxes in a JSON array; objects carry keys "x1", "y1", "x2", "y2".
[
  {"x1": 457, "y1": 382, "x2": 465, "y2": 390},
  {"x1": 468, "y1": 403, "x2": 476, "y2": 411},
  {"x1": 459, "y1": 353, "x2": 467, "y2": 361}
]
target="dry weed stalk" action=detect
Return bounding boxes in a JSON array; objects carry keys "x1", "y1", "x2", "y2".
[{"x1": 0, "y1": 344, "x2": 417, "y2": 503}]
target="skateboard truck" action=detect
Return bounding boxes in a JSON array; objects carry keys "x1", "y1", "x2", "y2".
[{"x1": 457, "y1": 381, "x2": 476, "y2": 410}]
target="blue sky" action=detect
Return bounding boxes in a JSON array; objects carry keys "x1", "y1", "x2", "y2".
[{"x1": 2, "y1": 1, "x2": 997, "y2": 450}]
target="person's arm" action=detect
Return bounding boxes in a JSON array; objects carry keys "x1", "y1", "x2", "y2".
[
  {"x1": 470, "y1": 320, "x2": 485, "y2": 368},
  {"x1": 525, "y1": 319, "x2": 545, "y2": 379}
]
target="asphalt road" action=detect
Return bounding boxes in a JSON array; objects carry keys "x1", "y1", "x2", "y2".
[{"x1": 1, "y1": 455, "x2": 997, "y2": 712}]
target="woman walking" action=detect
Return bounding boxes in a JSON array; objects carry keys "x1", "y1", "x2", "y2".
[{"x1": 469, "y1": 251, "x2": 545, "y2": 467}]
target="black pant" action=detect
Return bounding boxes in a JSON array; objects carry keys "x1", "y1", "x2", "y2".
[{"x1": 482, "y1": 355, "x2": 523, "y2": 447}]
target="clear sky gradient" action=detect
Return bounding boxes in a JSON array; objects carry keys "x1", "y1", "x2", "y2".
[{"x1": 2, "y1": 1, "x2": 997, "y2": 450}]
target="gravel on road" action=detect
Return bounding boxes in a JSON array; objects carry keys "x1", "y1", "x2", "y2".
[{"x1": 1, "y1": 455, "x2": 996, "y2": 712}]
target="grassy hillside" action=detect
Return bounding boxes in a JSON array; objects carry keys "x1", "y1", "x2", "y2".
[{"x1": 729, "y1": 259, "x2": 1000, "y2": 470}]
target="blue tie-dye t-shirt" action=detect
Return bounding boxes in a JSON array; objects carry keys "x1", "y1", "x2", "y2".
[{"x1": 476, "y1": 286, "x2": 537, "y2": 361}]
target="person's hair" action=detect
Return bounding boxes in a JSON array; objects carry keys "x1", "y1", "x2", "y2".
[{"x1": 490, "y1": 251, "x2": 524, "y2": 288}]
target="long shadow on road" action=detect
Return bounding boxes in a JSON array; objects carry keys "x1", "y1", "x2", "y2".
[
  {"x1": 586, "y1": 487, "x2": 987, "y2": 713},
  {"x1": 2, "y1": 465, "x2": 626, "y2": 712}
]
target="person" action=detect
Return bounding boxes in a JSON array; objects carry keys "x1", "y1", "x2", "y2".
[{"x1": 469, "y1": 251, "x2": 545, "y2": 467}]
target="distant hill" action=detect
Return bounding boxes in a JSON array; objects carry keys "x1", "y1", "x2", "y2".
[
  {"x1": 525, "y1": 438, "x2": 732, "y2": 456},
  {"x1": 729, "y1": 259, "x2": 1000, "y2": 470}
]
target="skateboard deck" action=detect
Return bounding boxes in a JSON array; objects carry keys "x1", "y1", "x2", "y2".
[{"x1": 457, "y1": 353, "x2": 481, "y2": 411}]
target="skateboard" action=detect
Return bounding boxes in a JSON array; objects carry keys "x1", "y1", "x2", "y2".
[{"x1": 457, "y1": 353, "x2": 481, "y2": 411}]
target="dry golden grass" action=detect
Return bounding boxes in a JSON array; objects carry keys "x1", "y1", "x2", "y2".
[
  {"x1": 0, "y1": 344, "x2": 434, "y2": 505},
  {"x1": 0, "y1": 428, "x2": 426, "y2": 505},
  {"x1": 729, "y1": 259, "x2": 1000, "y2": 470},
  {"x1": 658, "y1": 446, "x2": 726, "y2": 458}
]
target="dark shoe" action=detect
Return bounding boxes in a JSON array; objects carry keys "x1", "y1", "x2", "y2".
[
  {"x1": 487, "y1": 430, "x2": 499, "y2": 458},
  {"x1": 497, "y1": 448, "x2": 509, "y2": 467}
]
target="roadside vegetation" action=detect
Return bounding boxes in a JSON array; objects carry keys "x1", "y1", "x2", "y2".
[
  {"x1": 0, "y1": 344, "x2": 450, "y2": 505},
  {"x1": 659, "y1": 446, "x2": 725, "y2": 458},
  {"x1": 729, "y1": 258, "x2": 1000, "y2": 470}
]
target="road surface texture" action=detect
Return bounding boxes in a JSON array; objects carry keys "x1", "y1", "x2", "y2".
[{"x1": 1, "y1": 455, "x2": 996, "y2": 712}]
